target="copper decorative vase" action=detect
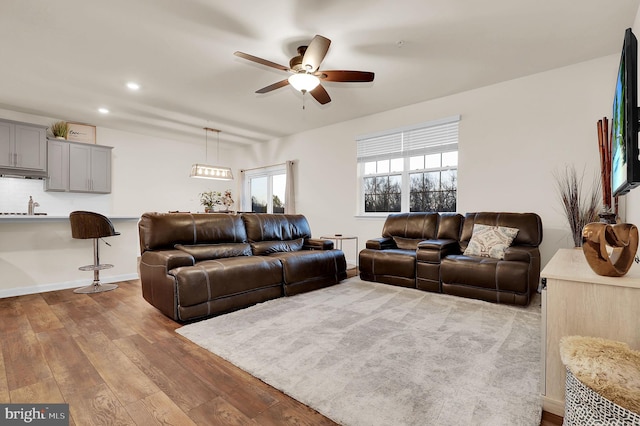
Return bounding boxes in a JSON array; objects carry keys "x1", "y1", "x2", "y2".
[{"x1": 582, "y1": 222, "x2": 638, "y2": 277}]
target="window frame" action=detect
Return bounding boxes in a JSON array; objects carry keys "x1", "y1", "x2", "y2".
[
  {"x1": 356, "y1": 115, "x2": 460, "y2": 216},
  {"x1": 242, "y1": 164, "x2": 287, "y2": 213}
]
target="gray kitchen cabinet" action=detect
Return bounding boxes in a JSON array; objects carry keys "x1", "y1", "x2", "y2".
[
  {"x1": 0, "y1": 118, "x2": 47, "y2": 177},
  {"x1": 45, "y1": 139, "x2": 69, "y2": 191},
  {"x1": 69, "y1": 142, "x2": 112, "y2": 193},
  {"x1": 45, "y1": 139, "x2": 112, "y2": 193}
]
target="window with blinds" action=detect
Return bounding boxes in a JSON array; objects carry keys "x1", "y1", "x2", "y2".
[{"x1": 356, "y1": 115, "x2": 460, "y2": 214}]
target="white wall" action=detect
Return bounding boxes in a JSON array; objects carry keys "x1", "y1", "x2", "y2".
[
  {"x1": 0, "y1": 108, "x2": 244, "y2": 216},
  {"x1": 243, "y1": 55, "x2": 618, "y2": 267},
  {"x1": 0, "y1": 49, "x2": 623, "y2": 295},
  {"x1": 98, "y1": 127, "x2": 243, "y2": 216},
  {"x1": 0, "y1": 109, "x2": 243, "y2": 297}
]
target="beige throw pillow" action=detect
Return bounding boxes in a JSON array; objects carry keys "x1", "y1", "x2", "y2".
[{"x1": 464, "y1": 224, "x2": 519, "y2": 260}]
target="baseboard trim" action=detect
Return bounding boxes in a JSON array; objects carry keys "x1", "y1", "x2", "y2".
[
  {"x1": 0, "y1": 274, "x2": 139, "y2": 298},
  {"x1": 542, "y1": 395, "x2": 565, "y2": 417}
]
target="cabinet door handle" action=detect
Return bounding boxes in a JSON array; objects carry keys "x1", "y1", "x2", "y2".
[{"x1": 13, "y1": 152, "x2": 17, "y2": 166}]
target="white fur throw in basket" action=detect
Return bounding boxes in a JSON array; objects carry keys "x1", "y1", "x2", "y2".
[{"x1": 560, "y1": 336, "x2": 640, "y2": 425}]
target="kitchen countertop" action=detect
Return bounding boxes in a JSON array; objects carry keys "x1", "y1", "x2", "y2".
[{"x1": 0, "y1": 215, "x2": 140, "y2": 222}]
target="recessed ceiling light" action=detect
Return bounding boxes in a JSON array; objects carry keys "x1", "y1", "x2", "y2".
[
  {"x1": 98, "y1": 107, "x2": 109, "y2": 114},
  {"x1": 126, "y1": 82, "x2": 140, "y2": 90}
]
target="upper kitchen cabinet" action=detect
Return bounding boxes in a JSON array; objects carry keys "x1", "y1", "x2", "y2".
[
  {"x1": 69, "y1": 142, "x2": 112, "y2": 193},
  {"x1": 44, "y1": 139, "x2": 69, "y2": 191},
  {"x1": 0, "y1": 118, "x2": 47, "y2": 178},
  {"x1": 45, "y1": 139, "x2": 112, "y2": 193}
]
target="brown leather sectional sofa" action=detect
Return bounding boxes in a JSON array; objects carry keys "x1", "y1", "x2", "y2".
[
  {"x1": 359, "y1": 212, "x2": 543, "y2": 306},
  {"x1": 138, "y1": 212, "x2": 347, "y2": 321}
]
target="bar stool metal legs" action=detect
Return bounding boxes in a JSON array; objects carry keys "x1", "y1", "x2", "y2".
[
  {"x1": 73, "y1": 238, "x2": 118, "y2": 294},
  {"x1": 69, "y1": 210, "x2": 120, "y2": 294}
]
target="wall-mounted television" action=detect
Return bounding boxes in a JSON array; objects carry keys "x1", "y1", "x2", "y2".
[{"x1": 611, "y1": 28, "x2": 640, "y2": 197}]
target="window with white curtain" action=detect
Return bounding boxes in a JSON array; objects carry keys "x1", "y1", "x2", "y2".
[
  {"x1": 357, "y1": 115, "x2": 460, "y2": 214},
  {"x1": 242, "y1": 164, "x2": 287, "y2": 213}
]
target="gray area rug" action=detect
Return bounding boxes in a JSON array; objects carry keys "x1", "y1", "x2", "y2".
[{"x1": 177, "y1": 278, "x2": 541, "y2": 425}]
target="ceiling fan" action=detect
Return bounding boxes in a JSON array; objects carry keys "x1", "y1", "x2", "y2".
[{"x1": 234, "y1": 35, "x2": 374, "y2": 105}]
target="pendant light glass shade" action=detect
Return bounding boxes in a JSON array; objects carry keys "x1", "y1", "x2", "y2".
[
  {"x1": 190, "y1": 164, "x2": 233, "y2": 180},
  {"x1": 190, "y1": 127, "x2": 233, "y2": 180},
  {"x1": 288, "y1": 73, "x2": 320, "y2": 92}
]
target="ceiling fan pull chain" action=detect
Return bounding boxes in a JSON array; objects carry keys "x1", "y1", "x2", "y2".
[{"x1": 302, "y1": 91, "x2": 306, "y2": 110}]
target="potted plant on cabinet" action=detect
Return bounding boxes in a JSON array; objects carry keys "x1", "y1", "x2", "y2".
[{"x1": 50, "y1": 121, "x2": 69, "y2": 139}]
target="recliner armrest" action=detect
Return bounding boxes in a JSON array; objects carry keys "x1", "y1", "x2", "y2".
[
  {"x1": 304, "y1": 238, "x2": 334, "y2": 250},
  {"x1": 417, "y1": 239, "x2": 458, "y2": 251},
  {"x1": 503, "y1": 246, "x2": 539, "y2": 263},
  {"x1": 140, "y1": 249, "x2": 195, "y2": 272},
  {"x1": 366, "y1": 237, "x2": 396, "y2": 250},
  {"x1": 417, "y1": 239, "x2": 460, "y2": 262}
]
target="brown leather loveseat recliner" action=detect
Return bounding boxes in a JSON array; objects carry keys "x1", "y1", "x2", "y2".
[
  {"x1": 359, "y1": 212, "x2": 543, "y2": 306},
  {"x1": 138, "y1": 212, "x2": 347, "y2": 321},
  {"x1": 359, "y1": 212, "x2": 463, "y2": 289}
]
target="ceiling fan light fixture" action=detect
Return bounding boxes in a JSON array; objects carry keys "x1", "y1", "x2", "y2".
[
  {"x1": 288, "y1": 73, "x2": 320, "y2": 92},
  {"x1": 235, "y1": 34, "x2": 373, "y2": 105}
]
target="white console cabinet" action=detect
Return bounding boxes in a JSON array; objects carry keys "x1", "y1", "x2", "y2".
[{"x1": 541, "y1": 248, "x2": 640, "y2": 416}]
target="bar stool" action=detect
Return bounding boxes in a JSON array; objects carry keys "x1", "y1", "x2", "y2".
[{"x1": 69, "y1": 211, "x2": 120, "y2": 294}]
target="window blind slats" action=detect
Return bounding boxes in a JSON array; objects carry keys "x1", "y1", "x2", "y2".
[
  {"x1": 357, "y1": 116, "x2": 459, "y2": 162},
  {"x1": 356, "y1": 133, "x2": 402, "y2": 161}
]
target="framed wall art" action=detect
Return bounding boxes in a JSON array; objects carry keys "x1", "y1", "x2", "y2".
[{"x1": 67, "y1": 122, "x2": 96, "y2": 144}]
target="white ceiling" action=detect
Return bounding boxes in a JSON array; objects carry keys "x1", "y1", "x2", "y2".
[{"x1": 1, "y1": 0, "x2": 639, "y2": 147}]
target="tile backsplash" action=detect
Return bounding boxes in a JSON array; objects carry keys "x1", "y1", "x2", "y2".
[{"x1": 0, "y1": 177, "x2": 110, "y2": 215}]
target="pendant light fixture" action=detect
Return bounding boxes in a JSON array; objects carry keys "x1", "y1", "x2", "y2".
[{"x1": 190, "y1": 127, "x2": 233, "y2": 180}]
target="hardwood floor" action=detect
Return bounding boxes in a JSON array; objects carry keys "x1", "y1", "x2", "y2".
[
  {"x1": 541, "y1": 411, "x2": 563, "y2": 426},
  {"x1": 0, "y1": 278, "x2": 562, "y2": 425}
]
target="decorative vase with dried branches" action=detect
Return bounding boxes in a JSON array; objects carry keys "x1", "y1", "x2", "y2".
[
  {"x1": 554, "y1": 165, "x2": 602, "y2": 247},
  {"x1": 597, "y1": 117, "x2": 617, "y2": 223}
]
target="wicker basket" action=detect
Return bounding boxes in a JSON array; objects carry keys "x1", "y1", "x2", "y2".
[{"x1": 564, "y1": 368, "x2": 640, "y2": 425}]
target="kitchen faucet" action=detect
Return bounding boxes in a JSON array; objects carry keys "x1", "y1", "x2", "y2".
[{"x1": 28, "y1": 196, "x2": 39, "y2": 215}]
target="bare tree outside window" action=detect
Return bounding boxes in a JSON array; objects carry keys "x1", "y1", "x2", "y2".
[
  {"x1": 250, "y1": 176, "x2": 268, "y2": 213},
  {"x1": 248, "y1": 172, "x2": 286, "y2": 214},
  {"x1": 357, "y1": 116, "x2": 459, "y2": 214},
  {"x1": 273, "y1": 195, "x2": 285, "y2": 213},
  {"x1": 364, "y1": 175, "x2": 401, "y2": 212},
  {"x1": 251, "y1": 196, "x2": 267, "y2": 212},
  {"x1": 410, "y1": 171, "x2": 456, "y2": 212}
]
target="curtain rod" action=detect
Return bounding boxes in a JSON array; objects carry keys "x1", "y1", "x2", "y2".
[{"x1": 240, "y1": 161, "x2": 292, "y2": 172}]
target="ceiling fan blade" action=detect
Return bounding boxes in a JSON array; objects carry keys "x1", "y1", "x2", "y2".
[
  {"x1": 234, "y1": 51, "x2": 290, "y2": 72},
  {"x1": 318, "y1": 70, "x2": 375, "y2": 82},
  {"x1": 256, "y1": 79, "x2": 290, "y2": 94},
  {"x1": 309, "y1": 84, "x2": 331, "y2": 105},
  {"x1": 302, "y1": 35, "x2": 331, "y2": 72}
]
